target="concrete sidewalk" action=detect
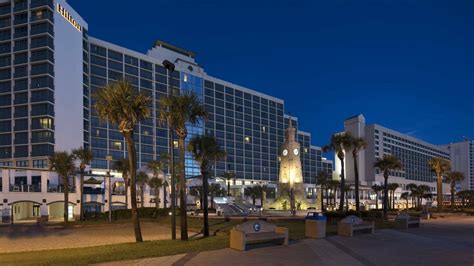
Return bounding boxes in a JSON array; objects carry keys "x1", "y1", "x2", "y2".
[{"x1": 99, "y1": 216, "x2": 474, "y2": 266}]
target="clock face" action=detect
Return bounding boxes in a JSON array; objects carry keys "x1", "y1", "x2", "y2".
[
  {"x1": 293, "y1": 149, "x2": 299, "y2": 156},
  {"x1": 282, "y1": 149, "x2": 288, "y2": 156}
]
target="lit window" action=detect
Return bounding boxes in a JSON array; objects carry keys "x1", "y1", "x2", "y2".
[
  {"x1": 173, "y1": 140, "x2": 178, "y2": 148},
  {"x1": 244, "y1": 136, "x2": 251, "y2": 143},
  {"x1": 112, "y1": 141, "x2": 122, "y2": 150},
  {"x1": 262, "y1": 126, "x2": 266, "y2": 132},
  {"x1": 304, "y1": 148, "x2": 308, "y2": 153},
  {"x1": 39, "y1": 118, "x2": 52, "y2": 129},
  {"x1": 143, "y1": 130, "x2": 149, "y2": 136},
  {"x1": 183, "y1": 74, "x2": 188, "y2": 82}
]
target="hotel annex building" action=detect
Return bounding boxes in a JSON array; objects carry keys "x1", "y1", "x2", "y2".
[{"x1": 0, "y1": 0, "x2": 332, "y2": 221}]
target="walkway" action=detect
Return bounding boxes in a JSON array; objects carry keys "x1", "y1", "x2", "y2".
[
  {"x1": 99, "y1": 216, "x2": 474, "y2": 266},
  {"x1": 0, "y1": 222, "x2": 175, "y2": 253}
]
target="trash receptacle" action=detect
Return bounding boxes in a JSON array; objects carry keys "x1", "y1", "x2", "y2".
[{"x1": 305, "y1": 212, "x2": 326, "y2": 239}]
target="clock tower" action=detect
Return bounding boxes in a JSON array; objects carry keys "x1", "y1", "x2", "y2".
[{"x1": 279, "y1": 119, "x2": 303, "y2": 184}]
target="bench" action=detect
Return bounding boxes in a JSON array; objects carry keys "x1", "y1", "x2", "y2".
[
  {"x1": 337, "y1": 215, "x2": 374, "y2": 237},
  {"x1": 395, "y1": 213, "x2": 421, "y2": 229},
  {"x1": 230, "y1": 220, "x2": 288, "y2": 251}
]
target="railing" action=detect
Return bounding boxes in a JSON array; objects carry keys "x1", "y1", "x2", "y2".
[
  {"x1": 47, "y1": 185, "x2": 76, "y2": 193},
  {"x1": 83, "y1": 187, "x2": 104, "y2": 194},
  {"x1": 9, "y1": 184, "x2": 41, "y2": 192},
  {"x1": 112, "y1": 189, "x2": 126, "y2": 195}
]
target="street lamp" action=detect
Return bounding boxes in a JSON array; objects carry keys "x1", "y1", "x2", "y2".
[
  {"x1": 106, "y1": 155, "x2": 113, "y2": 223},
  {"x1": 163, "y1": 59, "x2": 176, "y2": 240}
]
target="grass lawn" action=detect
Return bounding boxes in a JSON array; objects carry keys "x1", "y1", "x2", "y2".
[{"x1": 0, "y1": 216, "x2": 394, "y2": 265}]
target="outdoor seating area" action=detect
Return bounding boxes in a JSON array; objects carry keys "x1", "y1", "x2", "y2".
[
  {"x1": 395, "y1": 213, "x2": 421, "y2": 229},
  {"x1": 337, "y1": 215, "x2": 375, "y2": 237},
  {"x1": 230, "y1": 220, "x2": 288, "y2": 251}
]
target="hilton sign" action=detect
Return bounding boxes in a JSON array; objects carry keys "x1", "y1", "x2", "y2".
[{"x1": 56, "y1": 3, "x2": 82, "y2": 32}]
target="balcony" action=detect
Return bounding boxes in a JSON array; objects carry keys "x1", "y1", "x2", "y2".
[
  {"x1": 84, "y1": 187, "x2": 105, "y2": 194},
  {"x1": 9, "y1": 184, "x2": 41, "y2": 192},
  {"x1": 112, "y1": 188, "x2": 126, "y2": 195},
  {"x1": 47, "y1": 185, "x2": 76, "y2": 193}
]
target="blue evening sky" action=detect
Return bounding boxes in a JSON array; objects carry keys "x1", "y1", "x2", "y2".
[{"x1": 68, "y1": 0, "x2": 473, "y2": 147}]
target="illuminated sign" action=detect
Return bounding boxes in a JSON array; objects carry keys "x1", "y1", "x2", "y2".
[{"x1": 56, "y1": 3, "x2": 82, "y2": 32}]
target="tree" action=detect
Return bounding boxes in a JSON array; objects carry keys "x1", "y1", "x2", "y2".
[
  {"x1": 387, "y1": 183, "x2": 399, "y2": 209},
  {"x1": 343, "y1": 184, "x2": 352, "y2": 211},
  {"x1": 113, "y1": 158, "x2": 129, "y2": 209},
  {"x1": 400, "y1": 192, "x2": 409, "y2": 213},
  {"x1": 244, "y1": 186, "x2": 261, "y2": 206},
  {"x1": 136, "y1": 171, "x2": 149, "y2": 208},
  {"x1": 323, "y1": 133, "x2": 352, "y2": 211},
  {"x1": 49, "y1": 151, "x2": 76, "y2": 225},
  {"x1": 316, "y1": 171, "x2": 329, "y2": 211},
  {"x1": 159, "y1": 91, "x2": 208, "y2": 241},
  {"x1": 347, "y1": 136, "x2": 367, "y2": 211},
  {"x1": 94, "y1": 79, "x2": 151, "y2": 242},
  {"x1": 187, "y1": 135, "x2": 225, "y2": 237},
  {"x1": 445, "y1": 171, "x2": 465, "y2": 211},
  {"x1": 374, "y1": 155, "x2": 402, "y2": 219},
  {"x1": 147, "y1": 158, "x2": 167, "y2": 209},
  {"x1": 222, "y1": 171, "x2": 236, "y2": 197},
  {"x1": 328, "y1": 180, "x2": 340, "y2": 208},
  {"x1": 416, "y1": 185, "x2": 431, "y2": 209},
  {"x1": 406, "y1": 183, "x2": 418, "y2": 209},
  {"x1": 457, "y1": 190, "x2": 474, "y2": 209},
  {"x1": 72, "y1": 147, "x2": 93, "y2": 221},
  {"x1": 189, "y1": 186, "x2": 204, "y2": 210},
  {"x1": 428, "y1": 157, "x2": 451, "y2": 212},
  {"x1": 371, "y1": 184, "x2": 382, "y2": 210},
  {"x1": 209, "y1": 183, "x2": 226, "y2": 209},
  {"x1": 148, "y1": 177, "x2": 164, "y2": 208}
]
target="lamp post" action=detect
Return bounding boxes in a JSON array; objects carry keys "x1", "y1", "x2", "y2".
[
  {"x1": 106, "y1": 155, "x2": 113, "y2": 223},
  {"x1": 163, "y1": 59, "x2": 176, "y2": 240}
]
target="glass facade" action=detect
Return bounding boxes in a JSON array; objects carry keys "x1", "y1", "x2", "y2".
[{"x1": 0, "y1": 0, "x2": 55, "y2": 166}]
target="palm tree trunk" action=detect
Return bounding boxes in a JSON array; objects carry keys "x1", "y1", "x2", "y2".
[
  {"x1": 437, "y1": 174, "x2": 443, "y2": 212},
  {"x1": 383, "y1": 173, "x2": 389, "y2": 219},
  {"x1": 325, "y1": 187, "x2": 329, "y2": 209},
  {"x1": 375, "y1": 193, "x2": 378, "y2": 210},
  {"x1": 156, "y1": 190, "x2": 160, "y2": 209},
  {"x1": 163, "y1": 184, "x2": 167, "y2": 209},
  {"x1": 80, "y1": 168, "x2": 84, "y2": 221},
  {"x1": 201, "y1": 168, "x2": 209, "y2": 237},
  {"x1": 339, "y1": 158, "x2": 345, "y2": 211},
  {"x1": 353, "y1": 153, "x2": 360, "y2": 211},
  {"x1": 125, "y1": 132, "x2": 143, "y2": 242},
  {"x1": 227, "y1": 181, "x2": 230, "y2": 197},
  {"x1": 178, "y1": 136, "x2": 188, "y2": 241},
  {"x1": 320, "y1": 186, "x2": 324, "y2": 211},
  {"x1": 64, "y1": 176, "x2": 69, "y2": 224},
  {"x1": 450, "y1": 183, "x2": 455, "y2": 211},
  {"x1": 124, "y1": 177, "x2": 129, "y2": 209},
  {"x1": 140, "y1": 185, "x2": 145, "y2": 208}
]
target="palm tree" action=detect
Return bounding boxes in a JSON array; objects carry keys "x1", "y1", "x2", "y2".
[
  {"x1": 445, "y1": 171, "x2": 465, "y2": 211},
  {"x1": 323, "y1": 133, "x2": 352, "y2": 211},
  {"x1": 387, "y1": 183, "x2": 399, "y2": 209},
  {"x1": 188, "y1": 135, "x2": 226, "y2": 237},
  {"x1": 148, "y1": 177, "x2": 164, "y2": 208},
  {"x1": 374, "y1": 155, "x2": 402, "y2": 219},
  {"x1": 371, "y1": 184, "x2": 382, "y2": 210},
  {"x1": 428, "y1": 157, "x2": 451, "y2": 212},
  {"x1": 209, "y1": 183, "x2": 226, "y2": 210},
  {"x1": 189, "y1": 186, "x2": 204, "y2": 210},
  {"x1": 222, "y1": 171, "x2": 236, "y2": 197},
  {"x1": 328, "y1": 180, "x2": 340, "y2": 209},
  {"x1": 343, "y1": 184, "x2": 352, "y2": 211},
  {"x1": 244, "y1": 186, "x2": 260, "y2": 206},
  {"x1": 159, "y1": 91, "x2": 207, "y2": 241},
  {"x1": 406, "y1": 183, "x2": 418, "y2": 209},
  {"x1": 136, "y1": 171, "x2": 149, "y2": 208},
  {"x1": 400, "y1": 192, "x2": 409, "y2": 213},
  {"x1": 348, "y1": 136, "x2": 367, "y2": 211},
  {"x1": 147, "y1": 158, "x2": 167, "y2": 208},
  {"x1": 49, "y1": 151, "x2": 75, "y2": 224},
  {"x1": 94, "y1": 79, "x2": 151, "y2": 242},
  {"x1": 416, "y1": 185, "x2": 431, "y2": 209},
  {"x1": 72, "y1": 147, "x2": 93, "y2": 221},
  {"x1": 316, "y1": 172, "x2": 329, "y2": 211},
  {"x1": 113, "y1": 158, "x2": 129, "y2": 209}
]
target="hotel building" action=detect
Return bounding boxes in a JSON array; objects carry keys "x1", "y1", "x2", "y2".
[
  {"x1": 442, "y1": 140, "x2": 474, "y2": 191},
  {"x1": 335, "y1": 114, "x2": 451, "y2": 209},
  {"x1": 0, "y1": 0, "x2": 332, "y2": 222}
]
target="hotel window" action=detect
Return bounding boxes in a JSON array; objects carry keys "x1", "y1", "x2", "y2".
[
  {"x1": 244, "y1": 136, "x2": 251, "y2": 143},
  {"x1": 111, "y1": 141, "x2": 122, "y2": 150}
]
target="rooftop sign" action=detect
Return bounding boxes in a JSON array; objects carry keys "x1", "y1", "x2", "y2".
[{"x1": 57, "y1": 3, "x2": 82, "y2": 32}]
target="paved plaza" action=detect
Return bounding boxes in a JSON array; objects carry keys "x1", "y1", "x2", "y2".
[
  {"x1": 0, "y1": 222, "x2": 176, "y2": 253},
  {"x1": 100, "y1": 216, "x2": 474, "y2": 266}
]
